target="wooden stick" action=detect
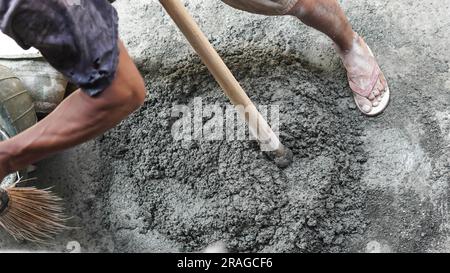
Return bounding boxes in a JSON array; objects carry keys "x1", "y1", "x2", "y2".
[{"x1": 159, "y1": 0, "x2": 288, "y2": 155}]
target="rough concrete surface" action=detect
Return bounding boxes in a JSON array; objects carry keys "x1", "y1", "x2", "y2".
[{"x1": 0, "y1": 0, "x2": 449, "y2": 253}]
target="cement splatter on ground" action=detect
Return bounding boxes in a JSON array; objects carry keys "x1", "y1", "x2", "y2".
[{"x1": 0, "y1": 0, "x2": 449, "y2": 253}]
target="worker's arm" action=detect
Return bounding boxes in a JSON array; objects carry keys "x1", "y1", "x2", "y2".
[{"x1": 0, "y1": 41, "x2": 146, "y2": 180}]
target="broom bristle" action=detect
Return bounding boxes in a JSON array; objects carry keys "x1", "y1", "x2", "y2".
[{"x1": 0, "y1": 186, "x2": 69, "y2": 243}]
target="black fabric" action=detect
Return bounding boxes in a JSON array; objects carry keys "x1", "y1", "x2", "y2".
[{"x1": 0, "y1": 0, "x2": 119, "y2": 96}]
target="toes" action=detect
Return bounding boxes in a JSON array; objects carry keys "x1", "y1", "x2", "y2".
[
  {"x1": 355, "y1": 95, "x2": 372, "y2": 113},
  {"x1": 372, "y1": 78, "x2": 386, "y2": 102}
]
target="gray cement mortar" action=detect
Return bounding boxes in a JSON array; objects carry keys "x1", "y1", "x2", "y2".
[{"x1": 0, "y1": 0, "x2": 449, "y2": 253}]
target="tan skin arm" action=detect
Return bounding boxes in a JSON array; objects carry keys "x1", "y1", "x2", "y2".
[{"x1": 0, "y1": 40, "x2": 146, "y2": 180}]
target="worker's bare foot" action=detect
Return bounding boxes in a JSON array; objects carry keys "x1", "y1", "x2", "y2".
[{"x1": 335, "y1": 33, "x2": 390, "y2": 115}]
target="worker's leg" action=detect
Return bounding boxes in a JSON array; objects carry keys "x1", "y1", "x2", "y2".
[
  {"x1": 221, "y1": 0, "x2": 297, "y2": 16},
  {"x1": 222, "y1": 0, "x2": 352, "y2": 49},
  {"x1": 222, "y1": 0, "x2": 388, "y2": 114}
]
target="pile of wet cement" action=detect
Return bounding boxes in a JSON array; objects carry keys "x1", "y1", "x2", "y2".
[{"x1": 93, "y1": 47, "x2": 369, "y2": 252}]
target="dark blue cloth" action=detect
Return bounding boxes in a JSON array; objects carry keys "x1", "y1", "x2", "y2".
[{"x1": 0, "y1": 0, "x2": 119, "y2": 96}]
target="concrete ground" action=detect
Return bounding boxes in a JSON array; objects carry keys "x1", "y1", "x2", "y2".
[{"x1": 0, "y1": 0, "x2": 449, "y2": 253}]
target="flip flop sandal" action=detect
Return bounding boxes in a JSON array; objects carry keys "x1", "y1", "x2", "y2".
[{"x1": 347, "y1": 39, "x2": 390, "y2": 117}]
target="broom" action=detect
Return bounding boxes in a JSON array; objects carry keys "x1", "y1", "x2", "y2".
[
  {"x1": 0, "y1": 115, "x2": 68, "y2": 243},
  {"x1": 0, "y1": 179, "x2": 69, "y2": 243}
]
